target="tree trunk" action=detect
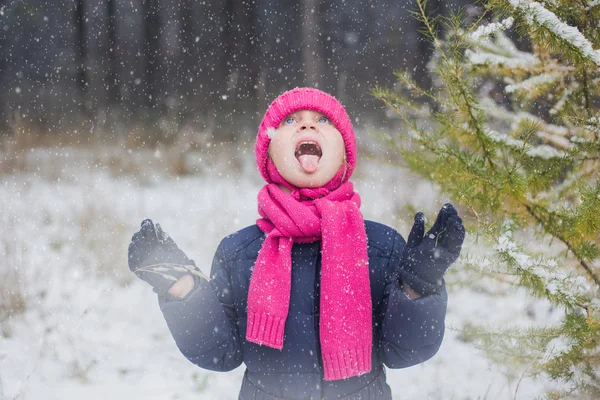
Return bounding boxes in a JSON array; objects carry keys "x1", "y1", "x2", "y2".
[
  {"x1": 257, "y1": 0, "x2": 303, "y2": 101},
  {"x1": 225, "y1": 0, "x2": 260, "y2": 104},
  {"x1": 179, "y1": 0, "x2": 195, "y2": 113},
  {"x1": 74, "y1": 0, "x2": 88, "y2": 116},
  {"x1": 143, "y1": 0, "x2": 161, "y2": 110},
  {"x1": 106, "y1": 0, "x2": 120, "y2": 107},
  {"x1": 301, "y1": 0, "x2": 325, "y2": 88},
  {"x1": 0, "y1": 0, "x2": 11, "y2": 134}
]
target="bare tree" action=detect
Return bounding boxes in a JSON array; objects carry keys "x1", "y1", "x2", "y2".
[
  {"x1": 256, "y1": 0, "x2": 303, "y2": 101},
  {"x1": 105, "y1": 0, "x2": 120, "y2": 108},
  {"x1": 179, "y1": 0, "x2": 196, "y2": 111},
  {"x1": 224, "y1": 0, "x2": 260, "y2": 109},
  {"x1": 0, "y1": 0, "x2": 11, "y2": 133},
  {"x1": 74, "y1": 0, "x2": 88, "y2": 116},
  {"x1": 142, "y1": 0, "x2": 161, "y2": 110},
  {"x1": 0, "y1": 0, "x2": 472, "y2": 137},
  {"x1": 301, "y1": 0, "x2": 325, "y2": 88}
]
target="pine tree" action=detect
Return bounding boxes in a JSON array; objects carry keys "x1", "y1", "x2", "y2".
[{"x1": 373, "y1": 0, "x2": 600, "y2": 397}]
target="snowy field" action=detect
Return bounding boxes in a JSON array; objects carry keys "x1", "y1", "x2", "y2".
[{"x1": 0, "y1": 145, "x2": 563, "y2": 399}]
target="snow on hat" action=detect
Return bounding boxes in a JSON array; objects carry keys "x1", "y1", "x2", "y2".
[{"x1": 255, "y1": 87, "x2": 356, "y2": 185}]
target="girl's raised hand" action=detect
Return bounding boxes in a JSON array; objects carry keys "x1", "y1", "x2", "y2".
[
  {"x1": 127, "y1": 219, "x2": 207, "y2": 297},
  {"x1": 398, "y1": 203, "x2": 465, "y2": 295}
]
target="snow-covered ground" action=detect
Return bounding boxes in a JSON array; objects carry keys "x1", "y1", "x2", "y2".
[{"x1": 0, "y1": 145, "x2": 563, "y2": 399}]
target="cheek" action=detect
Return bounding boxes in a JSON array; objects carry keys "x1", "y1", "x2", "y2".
[
  {"x1": 268, "y1": 140, "x2": 282, "y2": 159},
  {"x1": 269, "y1": 129, "x2": 291, "y2": 152},
  {"x1": 268, "y1": 139, "x2": 293, "y2": 168},
  {"x1": 332, "y1": 136, "x2": 346, "y2": 159}
]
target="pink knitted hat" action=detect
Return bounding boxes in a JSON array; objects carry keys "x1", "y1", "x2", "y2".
[{"x1": 255, "y1": 88, "x2": 356, "y2": 187}]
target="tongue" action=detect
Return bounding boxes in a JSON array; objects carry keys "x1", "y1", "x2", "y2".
[{"x1": 297, "y1": 154, "x2": 319, "y2": 173}]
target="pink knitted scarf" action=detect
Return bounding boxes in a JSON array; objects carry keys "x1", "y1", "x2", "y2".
[{"x1": 246, "y1": 181, "x2": 372, "y2": 381}]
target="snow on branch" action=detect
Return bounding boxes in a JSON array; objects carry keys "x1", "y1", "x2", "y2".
[
  {"x1": 485, "y1": 129, "x2": 567, "y2": 159},
  {"x1": 542, "y1": 335, "x2": 576, "y2": 360},
  {"x1": 466, "y1": 31, "x2": 540, "y2": 69},
  {"x1": 511, "y1": 112, "x2": 570, "y2": 138},
  {"x1": 470, "y1": 17, "x2": 515, "y2": 40},
  {"x1": 504, "y1": 72, "x2": 561, "y2": 94},
  {"x1": 587, "y1": 0, "x2": 600, "y2": 10},
  {"x1": 466, "y1": 50, "x2": 540, "y2": 69},
  {"x1": 509, "y1": 0, "x2": 600, "y2": 66},
  {"x1": 479, "y1": 98, "x2": 576, "y2": 150},
  {"x1": 495, "y1": 220, "x2": 592, "y2": 306},
  {"x1": 549, "y1": 86, "x2": 573, "y2": 115},
  {"x1": 585, "y1": 116, "x2": 600, "y2": 136}
]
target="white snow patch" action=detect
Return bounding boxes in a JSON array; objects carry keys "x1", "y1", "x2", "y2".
[{"x1": 543, "y1": 335, "x2": 575, "y2": 360}]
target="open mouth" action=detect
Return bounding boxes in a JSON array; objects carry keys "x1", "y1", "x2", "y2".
[{"x1": 295, "y1": 141, "x2": 322, "y2": 173}]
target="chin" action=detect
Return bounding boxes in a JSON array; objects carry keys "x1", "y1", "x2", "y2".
[
  {"x1": 297, "y1": 181, "x2": 325, "y2": 189},
  {"x1": 287, "y1": 172, "x2": 332, "y2": 188}
]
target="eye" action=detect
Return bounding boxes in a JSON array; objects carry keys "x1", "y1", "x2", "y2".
[
  {"x1": 317, "y1": 116, "x2": 329, "y2": 123},
  {"x1": 284, "y1": 116, "x2": 296, "y2": 125}
]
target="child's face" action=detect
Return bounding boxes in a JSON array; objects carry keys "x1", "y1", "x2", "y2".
[{"x1": 268, "y1": 110, "x2": 346, "y2": 189}]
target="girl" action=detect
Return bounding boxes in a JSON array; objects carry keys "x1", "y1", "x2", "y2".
[{"x1": 128, "y1": 88, "x2": 465, "y2": 399}]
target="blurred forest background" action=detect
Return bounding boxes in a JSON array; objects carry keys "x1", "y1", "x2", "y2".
[{"x1": 0, "y1": 0, "x2": 471, "y2": 143}]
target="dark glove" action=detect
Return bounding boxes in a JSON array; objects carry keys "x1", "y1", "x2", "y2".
[
  {"x1": 398, "y1": 203, "x2": 465, "y2": 295},
  {"x1": 128, "y1": 219, "x2": 207, "y2": 296}
]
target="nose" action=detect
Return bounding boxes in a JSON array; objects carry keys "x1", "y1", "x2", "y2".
[{"x1": 299, "y1": 121, "x2": 317, "y2": 131}]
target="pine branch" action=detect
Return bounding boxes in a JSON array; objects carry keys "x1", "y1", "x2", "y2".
[
  {"x1": 376, "y1": 0, "x2": 600, "y2": 393},
  {"x1": 508, "y1": 0, "x2": 600, "y2": 67},
  {"x1": 375, "y1": 0, "x2": 600, "y2": 394},
  {"x1": 523, "y1": 202, "x2": 600, "y2": 287}
]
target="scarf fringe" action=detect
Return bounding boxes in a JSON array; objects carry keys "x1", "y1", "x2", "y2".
[
  {"x1": 246, "y1": 311, "x2": 286, "y2": 350},
  {"x1": 322, "y1": 344, "x2": 372, "y2": 381}
]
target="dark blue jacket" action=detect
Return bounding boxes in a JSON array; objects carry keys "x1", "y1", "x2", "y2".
[{"x1": 159, "y1": 220, "x2": 447, "y2": 399}]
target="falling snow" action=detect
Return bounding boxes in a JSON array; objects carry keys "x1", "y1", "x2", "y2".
[{"x1": 0, "y1": 0, "x2": 585, "y2": 397}]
